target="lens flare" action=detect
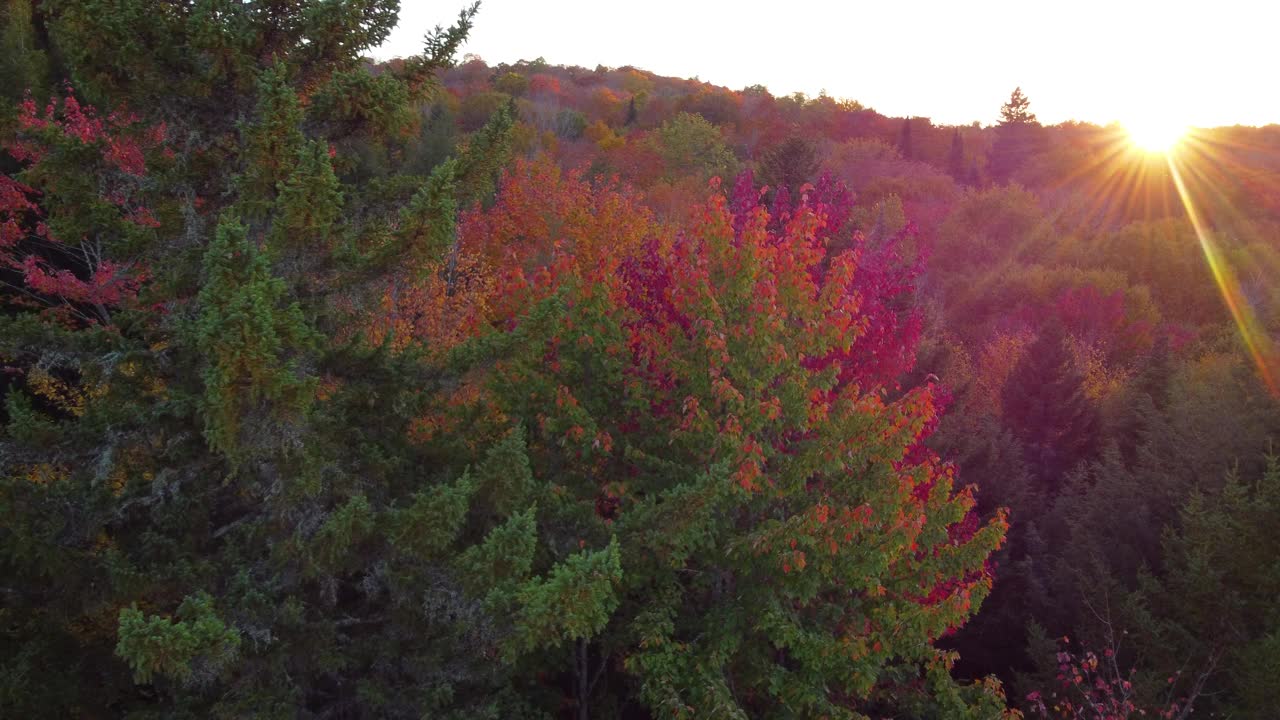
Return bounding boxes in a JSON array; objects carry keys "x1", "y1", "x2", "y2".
[{"x1": 1166, "y1": 153, "x2": 1280, "y2": 396}]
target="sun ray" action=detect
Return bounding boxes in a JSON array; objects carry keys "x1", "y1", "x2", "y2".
[{"x1": 1166, "y1": 152, "x2": 1280, "y2": 396}]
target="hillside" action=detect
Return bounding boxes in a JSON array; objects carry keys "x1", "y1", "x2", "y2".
[{"x1": 3, "y1": 3, "x2": 1279, "y2": 718}]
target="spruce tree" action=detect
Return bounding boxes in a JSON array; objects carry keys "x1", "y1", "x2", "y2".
[
  {"x1": 0, "y1": 3, "x2": 583, "y2": 716},
  {"x1": 899, "y1": 117, "x2": 915, "y2": 160},
  {"x1": 947, "y1": 128, "x2": 967, "y2": 181},
  {"x1": 761, "y1": 135, "x2": 820, "y2": 194},
  {"x1": 989, "y1": 87, "x2": 1042, "y2": 184},
  {"x1": 1001, "y1": 322, "x2": 1101, "y2": 485},
  {"x1": 999, "y1": 87, "x2": 1037, "y2": 125}
]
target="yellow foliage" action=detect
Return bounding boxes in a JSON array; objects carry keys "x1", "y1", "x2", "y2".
[
  {"x1": 540, "y1": 130, "x2": 559, "y2": 154},
  {"x1": 585, "y1": 120, "x2": 622, "y2": 151},
  {"x1": 144, "y1": 376, "x2": 168, "y2": 398},
  {"x1": 510, "y1": 121, "x2": 539, "y2": 155},
  {"x1": 1071, "y1": 339, "x2": 1131, "y2": 402},
  {"x1": 107, "y1": 466, "x2": 127, "y2": 496},
  {"x1": 26, "y1": 366, "x2": 100, "y2": 417},
  {"x1": 972, "y1": 331, "x2": 1034, "y2": 417},
  {"x1": 100, "y1": 447, "x2": 159, "y2": 496},
  {"x1": 23, "y1": 463, "x2": 69, "y2": 485}
]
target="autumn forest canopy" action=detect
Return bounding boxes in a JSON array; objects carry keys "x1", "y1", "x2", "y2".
[{"x1": 3, "y1": 2, "x2": 1280, "y2": 718}]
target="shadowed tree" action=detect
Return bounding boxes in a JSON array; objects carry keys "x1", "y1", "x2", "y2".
[
  {"x1": 899, "y1": 117, "x2": 915, "y2": 160},
  {"x1": 989, "y1": 87, "x2": 1043, "y2": 184},
  {"x1": 761, "y1": 134, "x2": 819, "y2": 194},
  {"x1": 948, "y1": 128, "x2": 967, "y2": 181},
  {"x1": 1001, "y1": 322, "x2": 1101, "y2": 484}
]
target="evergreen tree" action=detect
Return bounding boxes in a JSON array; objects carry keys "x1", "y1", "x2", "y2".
[
  {"x1": 1000, "y1": 322, "x2": 1100, "y2": 484},
  {"x1": 947, "y1": 128, "x2": 967, "y2": 181},
  {"x1": 0, "y1": 3, "x2": 589, "y2": 716},
  {"x1": 999, "y1": 87, "x2": 1037, "y2": 125},
  {"x1": 899, "y1": 117, "x2": 915, "y2": 160},
  {"x1": 761, "y1": 135, "x2": 819, "y2": 193},
  {"x1": 966, "y1": 159, "x2": 982, "y2": 187},
  {"x1": 989, "y1": 87, "x2": 1043, "y2": 184},
  {"x1": 1123, "y1": 458, "x2": 1280, "y2": 718},
  {"x1": 0, "y1": 0, "x2": 50, "y2": 121}
]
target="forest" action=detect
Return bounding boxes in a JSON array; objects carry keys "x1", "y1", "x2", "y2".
[{"x1": 2, "y1": 2, "x2": 1278, "y2": 718}]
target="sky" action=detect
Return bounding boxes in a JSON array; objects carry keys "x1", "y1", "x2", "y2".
[{"x1": 375, "y1": 0, "x2": 1280, "y2": 128}]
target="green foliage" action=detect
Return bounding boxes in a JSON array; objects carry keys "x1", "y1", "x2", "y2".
[
  {"x1": 471, "y1": 425, "x2": 536, "y2": 514},
  {"x1": 1123, "y1": 459, "x2": 1280, "y2": 717},
  {"x1": 415, "y1": 2, "x2": 480, "y2": 79},
  {"x1": 761, "y1": 135, "x2": 820, "y2": 192},
  {"x1": 269, "y1": 140, "x2": 344, "y2": 249},
  {"x1": 455, "y1": 98, "x2": 516, "y2": 208},
  {"x1": 459, "y1": 505, "x2": 538, "y2": 590},
  {"x1": 1, "y1": 3, "x2": 653, "y2": 716},
  {"x1": 554, "y1": 108, "x2": 588, "y2": 139},
  {"x1": 0, "y1": 0, "x2": 50, "y2": 115},
  {"x1": 237, "y1": 64, "x2": 307, "y2": 215},
  {"x1": 990, "y1": 88, "x2": 1044, "y2": 183},
  {"x1": 8, "y1": 1, "x2": 1279, "y2": 716},
  {"x1": 3, "y1": 390, "x2": 58, "y2": 445},
  {"x1": 460, "y1": 89, "x2": 512, "y2": 132},
  {"x1": 493, "y1": 71, "x2": 530, "y2": 96},
  {"x1": 653, "y1": 111, "x2": 737, "y2": 180},
  {"x1": 399, "y1": 157, "x2": 460, "y2": 265},
  {"x1": 510, "y1": 538, "x2": 623, "y2": 656},
  {"x1": 310, "y1": 67, "x2": 416, "y2": 138},
  {"x1": 116, "y1": 592, "x2": 241, "y2": 686},
  {"x1": 852, "y1": 193, "x2": 908, "y2": 244},
  {"x1": 390, "y1": 472, "x2": 475, "y2": 557},
  {"x1": 442, "y1": 168, "x2": 1011, "y2": 717},
  {"x1": 308, "y1": 493, "x2": 376, "y2": 575},
  {"x1": 194, "y1": 214, "x2": 316, "y2": 459}
]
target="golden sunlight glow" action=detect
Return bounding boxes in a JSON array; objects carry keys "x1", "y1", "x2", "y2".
[{"x1": 1124, "y1": 118, "x2": 1189, "y2": 153}]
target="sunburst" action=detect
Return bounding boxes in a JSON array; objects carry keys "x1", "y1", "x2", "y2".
[{"x1": 1124, "y1": 117, "x2": 1188, "y2": 153}]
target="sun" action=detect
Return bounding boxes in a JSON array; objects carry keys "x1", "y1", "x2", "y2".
[{"x1": 1124, "y1": 117, "x2": 1189, "y2": 153}]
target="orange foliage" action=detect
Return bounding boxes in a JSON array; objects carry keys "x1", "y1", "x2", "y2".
[
  {"x1": 458, "y1": 156, "x2": 656, "y2": 321},
  {"x1": 971, "y1": 331, "x2": 1035, "y2": 418},
  {"x1": 364, "y1": 251, "x2": 495, "y2": 356}
]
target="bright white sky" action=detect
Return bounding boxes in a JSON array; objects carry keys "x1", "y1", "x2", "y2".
[{"x1": 376, "y1": 0, "x2": 1278, "y2": 128}]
